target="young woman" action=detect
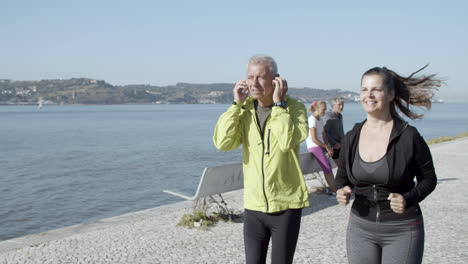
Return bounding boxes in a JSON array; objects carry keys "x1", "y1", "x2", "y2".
[
  {"x1": 335, "y1": 65, "x2": 441, "y2": 264},
  {"x1": 306, "y1": 100, "x2": 336, "y2": 193}
]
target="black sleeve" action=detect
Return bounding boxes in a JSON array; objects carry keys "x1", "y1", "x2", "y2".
[
  {"x1": 335, "y1": 133, "x2": 352, "y2": 189},
  {"x1": 402, "y1": 129, "x2": 437, "y2": 207},
  {"x1": 324, "y1": 119, "x2": 337, "y2": 146}
]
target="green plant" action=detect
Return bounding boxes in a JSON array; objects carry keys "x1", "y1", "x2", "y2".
[
  {"x1": 177, "y1": 210, "x2": 218, "y2": 228},
  {"x1": 177, "y1": 196, "x2": 243, "y2": 229}
]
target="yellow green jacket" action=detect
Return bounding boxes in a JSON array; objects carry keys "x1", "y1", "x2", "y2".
[{"x1": 213, "y1": 96, "x2": 310, "y2": 213}]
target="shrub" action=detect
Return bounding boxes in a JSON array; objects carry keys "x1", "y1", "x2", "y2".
[
  {"x1": 177, "y1": 197, "x2": 242, "y2": 229},
  {"x1": 178, "y1": 210, "x2": 219, "y2": 229}
]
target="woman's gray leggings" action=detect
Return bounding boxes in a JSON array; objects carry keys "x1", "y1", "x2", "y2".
[{"x1": 346, "y1": 214, "x2": 425, "y2": 264}]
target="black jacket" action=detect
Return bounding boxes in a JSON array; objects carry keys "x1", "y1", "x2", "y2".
[{"x1": 335, "y1": 118, "x2": 437, "y2": 221}]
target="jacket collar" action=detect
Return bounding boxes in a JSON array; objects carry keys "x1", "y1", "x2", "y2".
[
  {"x1": 242, "y1": 95, "x2": 292, "y2": 112},
  {"x1": 349, "y1": 116, "x2": 409, "y2": 143},
  {"x1": 389, "y1": 117, "x2": 409, "y2": 142},
  {"x1": 328, "y1": 111, "x2": 342, "y2": 119},
  {"x1": 346, "y1": 116, "x2": 409, "y2": 185}
]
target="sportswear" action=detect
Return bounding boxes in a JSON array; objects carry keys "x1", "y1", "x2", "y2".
[
  {"x1": 213, "y1": 96, "x2": 310, "y2": 213},
  {"x1": 335, "y1": 118, "x2": 437, "y2": 222}
]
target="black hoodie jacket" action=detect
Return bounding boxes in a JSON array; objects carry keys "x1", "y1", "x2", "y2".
[{"x1": 335, "y1": 118, "x2": 437, "y2": 222}]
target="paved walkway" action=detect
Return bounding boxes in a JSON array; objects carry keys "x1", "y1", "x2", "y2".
[{"x1": 1, "y1": 138, "x2": 467, "y2": 263}]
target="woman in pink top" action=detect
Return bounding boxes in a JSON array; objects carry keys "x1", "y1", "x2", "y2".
[{"x1": 306, "y1": 100, "x2": 336, "y2": 193}]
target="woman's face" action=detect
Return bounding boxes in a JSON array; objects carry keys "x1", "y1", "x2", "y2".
[
  {"x1": 360, "y1": 74, "x2": 393, "y2": 115},
  {"x1": 316, "y1": 104, "x2": 327, "y2": 117}
]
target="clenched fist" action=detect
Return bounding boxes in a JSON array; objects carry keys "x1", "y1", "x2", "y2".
[
  {"x1": 336, "y1": 186, "x2": 352, "y2": 206},
  {"x1": 388, "y1": 193, "x2": 406, "y2": 214}
]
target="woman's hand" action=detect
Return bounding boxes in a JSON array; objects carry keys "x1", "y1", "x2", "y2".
[
  {"x1": 336, "y1": 186, "x2": 352, "y2": 206},
  {"x1": 388, "y1": 193, "x2": 406, "y2": 214}
]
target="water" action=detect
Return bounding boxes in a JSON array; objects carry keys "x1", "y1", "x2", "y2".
[{"x1": 1, "y1": 103, "x2": 467, "y2": 241}]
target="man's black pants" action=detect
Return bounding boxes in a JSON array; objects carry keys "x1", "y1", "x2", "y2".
[{"x1": 244, "y1": 208, "x2": 302, "y2": 264}]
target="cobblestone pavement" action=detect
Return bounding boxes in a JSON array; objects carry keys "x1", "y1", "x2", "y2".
[{"x1": 1, "y1": 138, "x2": 467, "y2": 264}]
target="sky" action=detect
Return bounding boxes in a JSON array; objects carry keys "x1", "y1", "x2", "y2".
[{"x1": 2, "y1": 0, "x2": 467, "y2": 101}]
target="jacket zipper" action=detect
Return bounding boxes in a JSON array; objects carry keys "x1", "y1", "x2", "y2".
[
  {"x1": 263, "y1": 129, "x2": 271, "y2": 211},
  {"x1": 373, "y1": 184, "x2": 380, "y2": 222},
  {"x1": 348, "y1": 121, "x2": 409, "y2": 222},
  {"x1": 253, "y1": 110, "x2": 270, "y2": 212},
  {"x1": 261, "y1": 141, "x2": 269, "y2": 212},
  {"x1": 265, "y1": 129, "x2": 271, "y2": 155}
]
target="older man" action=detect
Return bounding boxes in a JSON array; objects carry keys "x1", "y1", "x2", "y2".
[
  {"x1": 213, "y1": 55, "x2": 309, "y2": 264},
  {"x1": 323, "y1": 97, "x2": 345, "y2": 160}
]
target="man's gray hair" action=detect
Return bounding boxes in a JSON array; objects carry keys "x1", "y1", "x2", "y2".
[
  {"x1": 331, "y1": 96, "x2": 345, "y2": 105},
  {"x1": 248, "y1": 55, "x2": 278, "y2": 76}
]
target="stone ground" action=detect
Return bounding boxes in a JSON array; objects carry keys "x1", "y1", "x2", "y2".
[{"x1": 0, "y1": 138, "x2": 467, "y2": 263}]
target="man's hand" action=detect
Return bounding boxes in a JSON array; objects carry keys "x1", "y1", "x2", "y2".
[
  {"x1": 326, "y1": 146, "x2": 334, "y2": 158},
  {"x1": 233, "y1": 80, "x2": 249, "y2": 103},
  {"x1": 388, "y1": 193, "x2": 406, "y2": 214},
  {"x1": 336, "y1": 186, "x2": 352, "y2": 206},
  {"x1": 273, "y1": 76, "x2": 288, "y2": 103}
]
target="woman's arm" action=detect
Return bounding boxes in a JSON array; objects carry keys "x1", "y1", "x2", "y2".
[
  {"x1": 335, "y1": 134, "x2": 351, "y2": 189},
  {"x1": 322, "y1": 130, "x2": 334, "y2": 156},
  {"x1": 402, "y1": 129, "x2": 437, "y2": 207},
  {"x1": 309, "y1": 127, "x2": 331, "y2": 151}
]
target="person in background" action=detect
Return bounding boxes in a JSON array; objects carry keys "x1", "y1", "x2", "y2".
[
  {"x1": 306, "y1": 100, "x2": 336, "y2": 193},
  {"x1": 323, "y1": 97, "x2": 345, "y2": 160},
  {"x1": 213, "y1": 55, "x2": 309, "y2": 264},
  {"x1": 335, "y1": 65, "x2": 441, "y2": 264}
]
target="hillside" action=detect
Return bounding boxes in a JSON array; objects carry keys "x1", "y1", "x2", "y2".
[{"x1": 0, "y1": 78, "x2": 359, "y2": 105}]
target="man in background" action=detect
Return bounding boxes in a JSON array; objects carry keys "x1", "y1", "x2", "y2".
[{"x1": 323, "y1": 97, "x2": 345, "y2": 160}]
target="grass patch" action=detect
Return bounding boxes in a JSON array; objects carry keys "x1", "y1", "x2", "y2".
[
  {"x1": 178, "y1": 209, "x2": 242, "y2": 229},
  {"x1": 426, "y1": 132, "x2": 468, "y2": 145},
  {"x1": 177, "y1": 197, "x2": 243, "y2": 229},
  {"x1": 178, "y1": 210, "x2": 220, "y2": 229}
]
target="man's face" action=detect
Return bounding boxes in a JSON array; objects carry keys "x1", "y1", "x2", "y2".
[
  {"x1": 332, "y1": 102, "x2": 344, "y2": 113},
  {"x1": 246, "y1": 63, "x2": 274, "y2": 101}
]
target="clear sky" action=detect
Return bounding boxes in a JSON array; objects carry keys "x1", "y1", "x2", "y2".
[{"x1": 2, "y1": 0, "x2": 467, "y2": 101}]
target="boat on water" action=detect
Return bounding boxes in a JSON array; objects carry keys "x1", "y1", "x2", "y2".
[
  {"x1": 431, "y1": 98, "x2": 445, "y2": 103},
  {"x1": 37, "y1": 100, "x2": 43, "y2": 110}
]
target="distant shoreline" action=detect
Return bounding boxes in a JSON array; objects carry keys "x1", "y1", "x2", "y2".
[{"x1": 0, "y1": 101, "x2": 463, "y2": 106}]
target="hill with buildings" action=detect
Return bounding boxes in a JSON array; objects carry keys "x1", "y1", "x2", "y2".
[{"x1": 0, "y1": 78, "x2": 359, "y2": 105}]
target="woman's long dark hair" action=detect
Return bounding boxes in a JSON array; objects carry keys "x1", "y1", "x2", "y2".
[{"x1": 362, "y1": 64, "x2": 443, "y2": 120}]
